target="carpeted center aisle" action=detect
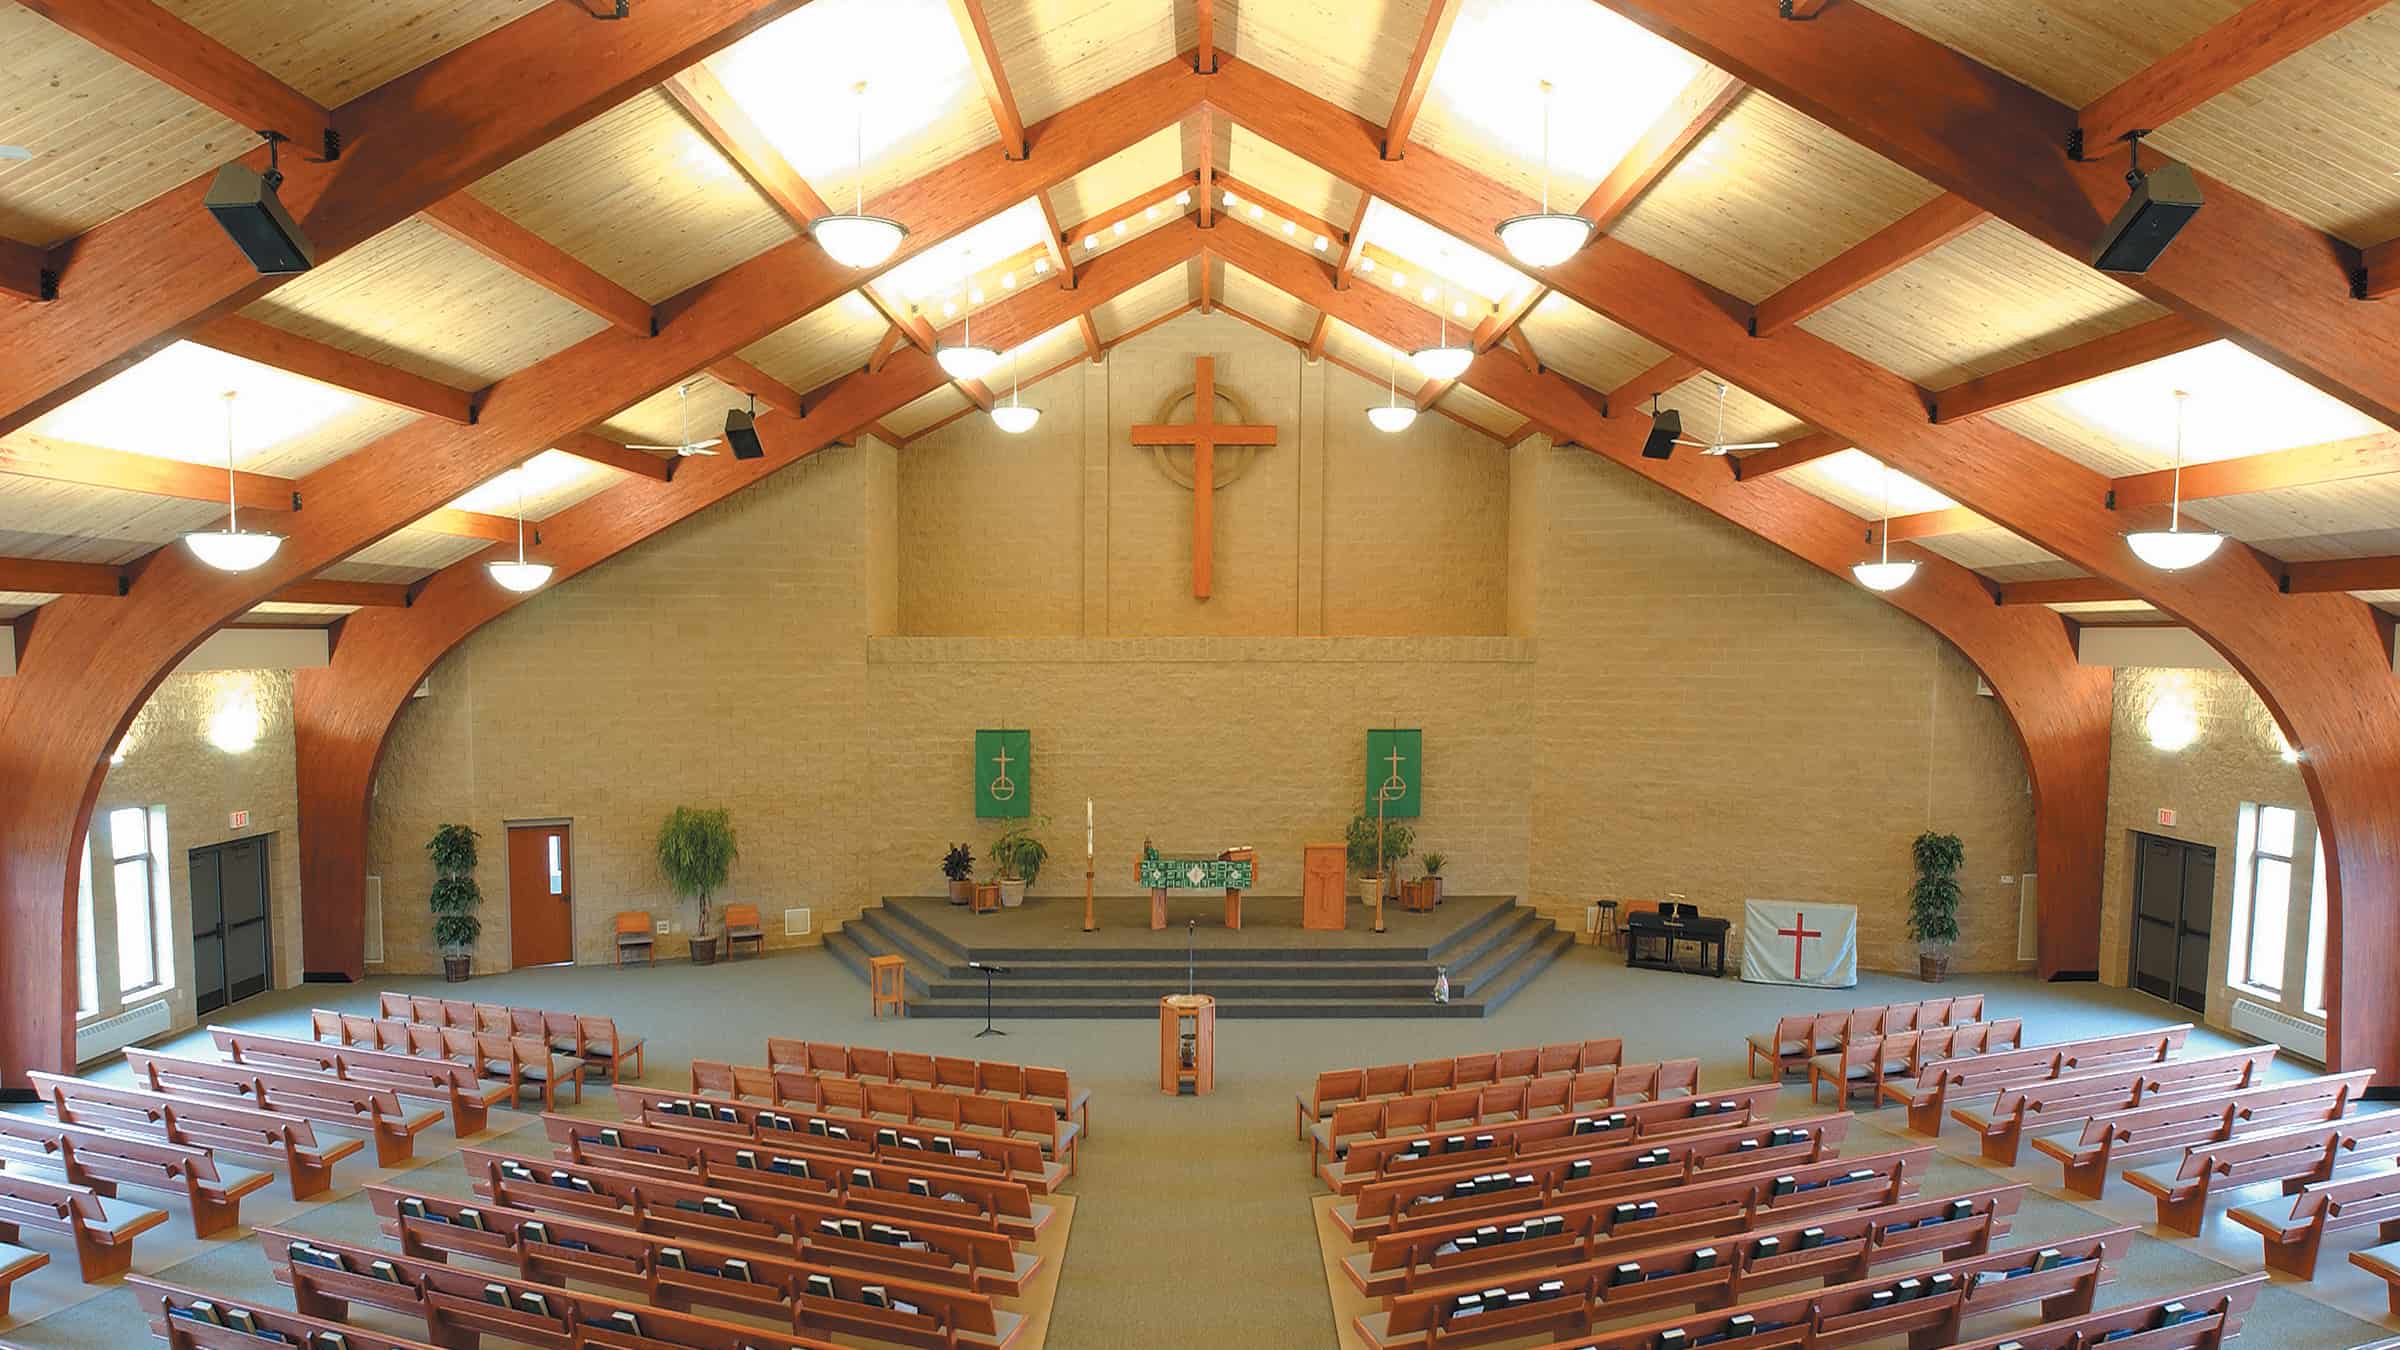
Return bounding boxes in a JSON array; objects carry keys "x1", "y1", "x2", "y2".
[{"x1": 5, "y1": 936, "x2": 2395, "y2": 1348}]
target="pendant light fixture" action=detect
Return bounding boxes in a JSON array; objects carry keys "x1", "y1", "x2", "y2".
[
  {"x1": 990, "y1": 345, "x2": 1039, "y2": 434},
  {"x1": 808, "y1": 82, "x2": 908, "y2": 269},
  {"x1": 1496, "y1": 80, "x2": 1594, "y2": 268},
  {"x1": 2124, "y1": 389, "x2": 2224, "y2": 571},
  {"x1": 1367, "y1": 347, "x2": 1418, "y2": 433},
  {"x1": 485, "y1": 463, "x2": 555, "y2": 593},
  {"x1": 1411, "y1": 263, "x2": 1473, "y2": 381},
  {"x1": 936, "y1": 248, "x2": 1000, "y2": 381},
  {"x1": 181, "y1": 391, "x2": 284, "y2": 572},
  {"x1": 1852, "y1": 465, "x2": 1919, "y2": 592}
]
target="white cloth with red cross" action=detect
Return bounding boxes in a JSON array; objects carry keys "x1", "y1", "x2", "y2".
[{"x1": 1739, "y1": 899, "x2": 1859, "y2": 988}]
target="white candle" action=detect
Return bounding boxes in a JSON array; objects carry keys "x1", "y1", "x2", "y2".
[{"x1": 1086, "y1": 798, "x2": 1094, "y2": 856}]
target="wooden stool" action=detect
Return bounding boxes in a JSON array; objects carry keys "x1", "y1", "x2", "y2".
[
  {"x1": 869, "y1": 955, "x2": 907, "y2": 1019},
  {"x1": 971, "y1": 882, "x2": 1001, "y2": 914},
  {"x1": 1596, "y1": 900, "x2": 1621, "y2": 950}
]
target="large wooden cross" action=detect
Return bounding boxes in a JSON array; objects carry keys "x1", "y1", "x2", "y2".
[{"x1": 1130, "y1": 356, "x2": 1278, "y2": 599}]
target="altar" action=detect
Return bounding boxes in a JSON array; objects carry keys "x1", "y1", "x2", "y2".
[{"x1": 1136, "y1": 847, "x2": 1257, "y2": 929}]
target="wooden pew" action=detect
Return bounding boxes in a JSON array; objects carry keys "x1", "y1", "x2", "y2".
[
  {"x1": 374, "y1": 992, "x2": 645, "y2": 1084},
  {"x1": 216, "y1": 1023, "x2": 514, "y2": 1135},
  {"x1": 1321, "y1": 1086, "x2": 1781, "y2": 1194},
  {"x1": 368, "y1": 1181, "x2": 1031, "y2": 1301},
  {"x1": 28, "y1": 1070, "x2": 364, "y2": 1200},
  {"x1": 1745, "y1": 994, "x2": 1984, "y2": 1079},
  {"x1": 1943, "y1": 1274, "x2": 2266, "y2": 1350},
  {"x1": 0, "y1": 1112, "x2": 273, "y2": 1238},
  {"x1": 1804, "y1": 1019, "x2": 2022, "y2": 1106},
  {"x1": 262, "y1": 1228, "x2": 899, "y2": 1350},
  {"x1": 1353, "y1": 1224, "x2": 2127, "y2": 1350},
  {"x1": 132, "y1": 1274, "x2": 445, "y2": 1350},
  {"x1": 2030, "y1": 1069, "x2": 2374, "y2": 1197},
  {"x1": 768, "y1": 1038, "x2": 1098, "y2": 1137},
  {"x1": 1346, "y1": 1162, "x2": 2019, "y2": 1302},
  {"x1": 2128, "y1": 1108, "x2": 2400, "y2": 1235},
  {"x1": 123, "y1": 1047, "x2": 445, "y2": 1167},
  {"x1": 622, "y1": 1086, "x2": 1062, "y2": 1194},
  {"x1": 1952, "y1": 1045, "x2": 2280, "y2": 1164},
  {"x1": 539, "y1": 1117, "x2": 1047, "y2": 1257},
  {"x1": 464, "y1": 1143, "x2": 1039, "y2": 1285},
  {"x1": 2239, "y1": 1164, "x2": 2400, "y2": 1279},
  {"x1": 1296, "y1": 1039, "x2": 1626, "y2": 1133},
  {"x1": 1882, "y1": 1022, "x2": 2194, "y2": 1135},
  {"x1": 1332, "y1": 1117, "x2": 1863, "y2": 1243},
  {"x1": 0, "y1": 1241, "x2": 44, "y2": 1319},
  {"x1": 0, "y1": 1167, "x2": 168, "y2": 1280},
  {"x1": 724, "y1": 1066, "x2": 1081, "y2": 1177}
]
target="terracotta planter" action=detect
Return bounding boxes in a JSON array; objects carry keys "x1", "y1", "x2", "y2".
[
  {"x1": 947, "y1": 878, "x2": 973, "y2": 904},
  {"x1": 441, "y1": 955, "x2": 471, "y2": 983},
  {"x1": 690, "y1": 935, "x2": 720, "y2": 966},
  {"x1": 1918, "y1": 952, "x2": 1950, "y2": 983},
  {"x1": 1000, "y1": 878, "x2": 1027, "y2": 907}
]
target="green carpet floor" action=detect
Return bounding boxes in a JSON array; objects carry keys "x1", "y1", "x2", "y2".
[{"x1": 5, "y1": 940, "x2": 2394, "y2": 1348}]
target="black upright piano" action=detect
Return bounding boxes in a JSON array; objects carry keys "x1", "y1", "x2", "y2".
[{"x1": 1624, "y1": 903, "x2": 1729, "y2": 977}]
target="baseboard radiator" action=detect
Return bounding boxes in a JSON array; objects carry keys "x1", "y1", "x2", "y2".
[
  {"x1": 2231, "y1": 996, "x2": 2327, "y2": 1066},
  {"x1": 76, "y1": 997, "x2": 172, "y2": 1066}
]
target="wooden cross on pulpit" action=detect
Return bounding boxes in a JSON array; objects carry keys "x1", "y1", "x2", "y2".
[{"x1": 1131, "y1": 356, "x2": 1277, "y2": 599}]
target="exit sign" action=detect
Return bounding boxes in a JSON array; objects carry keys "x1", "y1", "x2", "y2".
[
  {"x1": 228, "y1": 809, "x2": 250, "y2": 830},
  {"x1": 2156, "y1": 808, "x2": 2178, "y2": 827}
]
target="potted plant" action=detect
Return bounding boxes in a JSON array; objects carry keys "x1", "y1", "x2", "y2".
[
  {"x1": 657, "y1": 806, "x2": 739, "y2": 965},
  {"x1": 426, "y1": 823, "x2": 482, "y2": 982},
  {"x1": 990, "y1": 822, "x2": 1048, "y2": 908},
  {"x1": 1421, "y1": 852, "x2": 1448, "y2": 906},
  {"x1": 942, "y1": 843, "x2": 975, "y2": 904},
  {"x1": 1347, "y1": 813, "x2": 1415, "y2": 908},
  {"x1": 1909, "y1": 830, "x2": 1964, "y2": 982}
]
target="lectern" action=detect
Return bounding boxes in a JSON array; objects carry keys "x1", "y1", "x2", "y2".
[
  {"x1": 1302, "y1": 843, "x2": 1347, "y2": 930},
  {"x1": 1159, "y1": 994, "x2": 1215, "y2": 1095}
]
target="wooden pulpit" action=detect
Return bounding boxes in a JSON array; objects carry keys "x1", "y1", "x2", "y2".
[
  {"x1": 1160, "y1": 994, "x2": 1215, "y2": 1095},
  {"x1": 1302, "y1": 844, "x2": 1347, "y2": 931}
]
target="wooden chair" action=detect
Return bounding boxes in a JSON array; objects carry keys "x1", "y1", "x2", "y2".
[
  {"x1": 614, "y1": 910, "x2": 655, "y2": 965},
  {"x1": 723, "y1": 902, "x2": 766, "y2": 958}
]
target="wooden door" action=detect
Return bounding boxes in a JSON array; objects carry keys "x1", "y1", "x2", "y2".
[
  {"x1": 2130, "y1": 832, "x2": 2214, "y2": 1014},
  {"x1": 508, "y1": 824, "x2": 574, "y2": 968},
  {"x1": 189, "y1": 836, "x2": 271, "y2": 1015},
  {"x1": 1303, "y1": 844, "x2": 1348, "y2": 931}
]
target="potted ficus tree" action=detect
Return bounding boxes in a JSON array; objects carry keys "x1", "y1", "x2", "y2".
[
  {"x1": 1421, "y1": 851, "x2": 1448, "y2": 906},
  {"x1": 426, "y1": 823, "x2": 482, "y2": 982},
  {"x1": 657, "y1": 806, "x2": 739, "y2": 965},
  {"x1": 942, "y1": 843, "x2": 975, "y2": 904},
  {"x1": 990, "y1": 822, "x2": 1048, "y2": 908},
  {"x1": 1909, "y1": 830, "x2": 1964, "y2": 982},
  {"x1": 1347, "y1": 813, "x2": 1415, "y2": 909}
]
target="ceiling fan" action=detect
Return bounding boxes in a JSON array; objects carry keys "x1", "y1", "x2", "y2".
[
  {"x1": 626, "y1": 383, "x2": 723, "y2": 456},
  {"x1": 1669, "y1": 383, "x2": 1781, "y2": 456}
]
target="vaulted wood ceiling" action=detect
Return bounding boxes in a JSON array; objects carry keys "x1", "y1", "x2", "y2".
[{"x1": 3, "y1": 0, "x2": 2398, "y2": 632}]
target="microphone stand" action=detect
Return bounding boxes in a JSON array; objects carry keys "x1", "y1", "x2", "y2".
[
  {"x1": 969, "y1": 960, "x2": 1010, "y2": 1038},
  {"x1": 1187, "y1": 919, "x2": 1197, "y2": 997}
]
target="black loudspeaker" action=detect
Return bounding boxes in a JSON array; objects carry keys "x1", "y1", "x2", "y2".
[
  {"x1": 204, "y1": 161, "x2": 315, "y2": 274},
  {"x1": 2090, "y1": 161, "x2": 2201, "y2": 274},
  {"x1": 1641, "y1": 407, "x2": 1681, "y2": 460},
  {"x1": 725, "y1": 408, "x2": 765, "y2": 460}
]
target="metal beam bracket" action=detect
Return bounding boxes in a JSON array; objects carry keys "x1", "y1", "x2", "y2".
[
  {"x1": 2103, "y1": 488, "x2": 2117, "y2": 511},
  {"x1": 290, "y1": 491, "x2": 304, "y2": 512},
  {"x1": 2355, "y1": 268, "x2": 2373, "y2": 302}
]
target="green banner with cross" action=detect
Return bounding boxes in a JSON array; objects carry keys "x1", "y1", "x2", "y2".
[
  {"x1": 974, "y1": 729, "x2": 1032, "y2": 819},
  {"x1": 1364, "y1": 728, "x2": 1422, "y2": 819}
]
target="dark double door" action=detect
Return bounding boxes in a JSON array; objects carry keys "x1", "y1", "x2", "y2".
[
  {"x1": 191, "y1": 836, "x2": 272, "y2": 1016},
  {"x1": 2131, "y1": 832, "x2": 2214, "y2": 1014}
]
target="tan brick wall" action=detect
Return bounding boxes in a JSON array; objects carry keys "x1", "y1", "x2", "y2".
[
  {"x1": 91, "y1": 669, "x2": 305, "y2": 1036},
  {"x1": 361, "y1": 316, "x2": 2040, "y2": 977},
  {"x1": 2098, "y1": 666, "x2": 2315, "y2": 1034}
]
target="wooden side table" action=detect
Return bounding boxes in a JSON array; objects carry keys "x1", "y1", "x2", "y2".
[
  {"x1": 971, "y1": 882, "x2": 1001, "y2": 914},
  {"x1": 869, "y1": 954, "x2": 908, "y2": 1018},
  {"x1": 1159, "y1": 994, "x2": 1216, "y2": 1095}
]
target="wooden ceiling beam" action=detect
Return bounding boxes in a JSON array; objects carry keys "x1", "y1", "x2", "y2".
[
  {"x1": 0, "y1": 0, "x2": 815, "y2": 439},
  {"x1": 1383, "y1": 0, "x2": 1464, "y2": 159},
  {"x1": 1884, "y1": 505, "x2": 1988, "y2": 542},
  {"x1": 1063, "y1": 175, "x2": 1197, "y2": 250},
  {"x1": 1578, "y1": 66, "x2": 1745, "y2": 229},
  {"x1": 2076, "y1": 0, "x2": 2386, "y2": 153},
  {"x1": 1930, "y1": 313, "x2": 2215, "y2": 423},
  {"x1": 1214, "y1": 174, "x2": 1348, "y2": 249},
  {"x1": 1102, "y1": 300, "x2": 1200, "y2": 354},
  {"x1": 0, "y1": 241, "x2": 55, "y2": 305},
  {"x1": 1750, "y1": 192, "x2": 1986, "y2": 337},
  {"x1": 419, "y1": 193, "x2": 654, "y2": 337},
  {"x1": 269, "y1": 579, "x2": 412, "y2": 609},
  {"x1": 663, "y1": 62, "x2": 832, "y2": 225},
  {"x1": 1194, "y1": 0, "x2": 1217, "y2": 74},
  {"x1": 1197, "y1": 108, "x2": 1217, "y2": 229},
  {"x1": 189, "y1": 315, "x2": 478, "y2": 424},
  {"x1": 1475, "y1": 287, "x2": 1547, "y2": 354},
  {"x1": 1607, "y1": 354, "x2": 1701, "y2": 416},
  {"x1": 552, "y1": 431, "x2": 674, "y2": 482},
  {"x1": 946, "y1": 0, "x2": 1028, "y2": 160},
  {"x1": 0, "y1": 557, "x2": 125, "y2": 599},
  {"x1": 1994, "y1": 576, "x2": 2137, "y2": 606},
  {"x1": 1305, "y1": 313, "x2": 1332, "y2": 362},
  {"x1": 1730, "y1": 430, "x2": 1847, "y2": 480},
  {"x1": 708, "y1": 357, "x2": 806, "y2": 419},
  {"x1": 0, "y1": 432, "x2": 294, "y2": 514},
  {"x1": 1578, "y1": 1, "x2": 2400, "y2": 432},
  {"x1": 1502, "y1": 325, "x2": 1542, "y2": 375},
  {"x1": 1197, "y1": 251, "x2": 1213, "y2": 314},
  {"x1": 2361, "y1": 237, "x2": 2398, "y2": 303},
  {"x1": 868, "y1": 323, "x2": 909, "y2": 373},
  {"x1": 15, "y1": 0, "x2": 332, "y2": 151},
  {"x1": 2283, "y1": 554, "x2": 2400, "y2": 595},
  {"x1": 1077, "y1": 312, "x2": 1104, "y2": 362},
  {"x1": 1034, "y1": 194, "x2": 1076, "y2": 287},
  {"x1": 408, "y1": 507, "x2": 523, "y2": 543},
  {"x1": 1334, "y1": 194, "x2": 1374, "y2": 289}
]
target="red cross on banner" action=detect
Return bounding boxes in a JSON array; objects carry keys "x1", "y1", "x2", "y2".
[{"x1": 1742, "y1": 900, "x2": 1859, "y2": 988}]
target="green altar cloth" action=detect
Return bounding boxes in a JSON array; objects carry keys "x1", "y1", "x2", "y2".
[{"x1": 1138, "y1": 857, "x2": 1256, "y2": 890}]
